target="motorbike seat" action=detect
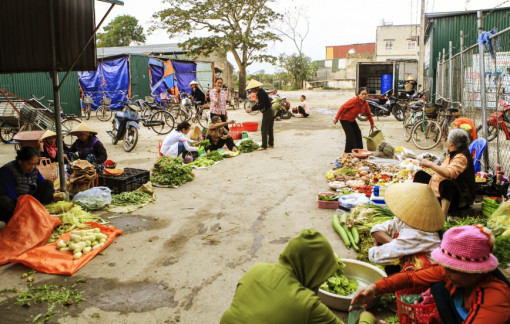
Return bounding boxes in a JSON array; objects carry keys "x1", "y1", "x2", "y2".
[
  {"x1": 447, "y1": 107, "x2": 459, "y2": 113},
  {"x1": 410, "y1": 104, "x2": 422, "y2": 111}
]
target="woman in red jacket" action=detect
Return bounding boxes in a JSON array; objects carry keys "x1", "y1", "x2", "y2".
[
  {"x1": 352, "y1": 225, "x2": 510, "y2": 324},
  {"x1": 334, "y1": 87, "x2": 375, "y2": 153}
]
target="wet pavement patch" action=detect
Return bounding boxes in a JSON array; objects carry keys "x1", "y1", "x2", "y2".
[
  {"x1": 269, "y1": 237, "x2": 291, "y2": 244},
  {"x1": 0, "y1": 277, "x2": 178, "y2": 322},
  {"x1": 106, "y1": 214, "x2": 169, "y2": 234}
]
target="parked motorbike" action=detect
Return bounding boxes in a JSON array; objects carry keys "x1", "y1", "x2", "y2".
[
  {"x1": 476, "y1": 98, "x2": 510, "y2": 142},
  {"x1": 357, "y1": 89, "x2": 393, "y2": 121},
  {"x1": 107, "y1": 100, "x2": 141, "y2": 152}
]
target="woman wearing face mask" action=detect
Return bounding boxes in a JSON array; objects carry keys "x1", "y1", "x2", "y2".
[
  {"x1": 39, "y1": 130, "x2": 69, "y2": 163},
  {"x1": 209, "y1": 78, "x2": 229, "y2": 129},
  {"x1": 333, "y1": 87, "x2": 375, "y2": 153}
]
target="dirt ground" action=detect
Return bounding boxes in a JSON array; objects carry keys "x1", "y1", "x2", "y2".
[{"x1": 0, "y1": 90, "x2": 446, "y2": 323}]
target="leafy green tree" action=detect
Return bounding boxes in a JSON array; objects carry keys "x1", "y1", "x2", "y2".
[
  {"x1": 278, "y1": 53, "x2": 315, "y2": 89},
  {"x1": 151, "y1": 0, "x2": 281, "y2": 98},
  {"x1": 97, "y1": 15, "x2": 146, "y2": 47}
]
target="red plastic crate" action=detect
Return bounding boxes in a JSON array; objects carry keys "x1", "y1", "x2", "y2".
[{"x1": 317, "y1": 192, "x2": 339, "y2": 209}]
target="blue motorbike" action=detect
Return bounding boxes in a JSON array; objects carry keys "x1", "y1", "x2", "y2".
[{"x1": 107, "y1": 100, "x2": 141, "y2": 152}]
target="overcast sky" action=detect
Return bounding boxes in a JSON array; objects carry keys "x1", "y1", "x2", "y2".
[{"x1": 95, "y1": 0, "x2": 509, "y2": 74}]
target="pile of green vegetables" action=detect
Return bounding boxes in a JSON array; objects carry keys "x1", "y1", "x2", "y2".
[
  {"x1": 483, "y1": 197, "x2": 501, "y2": 218},
  {"x1": 205, "y1": 150, "x2": 224, "y2": 162},
  {"x1": 318, "y1": 193, "x2": 339, "y2": 201},
  {"x1": 111, "y1": 191, "x2": 152, "y2": 206},
  {"x1": 190, "y1": 156, "x2": 216, "y2": 168},
  {"x1": 351, "y1": 203, "x2": 395, "y2": 223},
  {"x1": 487, "y1": 199, "x2": 510, "y2": 236},
  {"x1": 494, "y1": 235, "x2": 510, "y2": 266},
  {"x1": 319, "y1": 254, "x2": 359, "y2": 296},
  {"x1": 443, "y1": 216, "x2": 487, "y2": 232},
  {"x1": 239, "y1": 139, "x2": 259, "y2": 153},
  {"x1": 193, "y1": 139, "x2": 210, "y2": 148},
  {"x1": 151, "y1": 156, "x2": 194, "y2": 187},
  {"x1": 333, "y1": 213, "x2": 361, "y2": 251}
]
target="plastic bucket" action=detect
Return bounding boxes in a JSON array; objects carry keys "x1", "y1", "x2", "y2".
[{"x1": 381, "y1": 74, "x2": 393, "y2": 95}]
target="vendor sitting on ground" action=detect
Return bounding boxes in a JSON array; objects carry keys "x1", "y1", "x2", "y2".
[
  {"x1": 39, "y1": 130, "x2": 69, "y2": 163},
  {"x1": 274, "y1": 97, "x2": 291, "y2": 121},
  {"x1": 414, "y1": 129, "x2": 476, "y2": 216},
  {"x1": 353, "y1": 225, "x2": 510, "y2": 323},
  {"x1": 161, "y1": 121, "x2": 199, "y2": 158},
  {"x1": 220, "y1": 229, "x2": 344, "y2": 324},
  {"x1": 369, "y1": 182, "x2": 444, "y2": 275},
  {"x1": 206, "y1": 116, "x2": 237, "y2": 152},
  {"x1": 68, "y1": 123, "x2": 107, "y2": 165},
  {"x1": 0, "y1": 147, "x2": 55, "y2": 224},
  {"x1": 292, "y1": 95, "x2": 310, "y2": 118}
]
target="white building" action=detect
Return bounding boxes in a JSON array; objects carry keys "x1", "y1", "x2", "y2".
[{"x1": 376, "y1": 23, "x2": 420, "y2": 62}]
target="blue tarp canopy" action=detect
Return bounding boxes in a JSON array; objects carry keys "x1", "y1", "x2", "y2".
[
  {"x1": 172, "y1": 60, "x2": 196, "y2": 96},
  {"x1": 78, "y1": 56, "x2": 129, "y2": 110}
]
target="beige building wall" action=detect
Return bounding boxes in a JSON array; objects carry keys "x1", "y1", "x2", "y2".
[{"x1": 376, "y1": 24, "x2": 419, "y2": 61}]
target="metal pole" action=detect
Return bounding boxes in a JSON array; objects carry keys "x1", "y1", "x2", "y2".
[
  {"x1": 437, "y1": 52, "x2": 441, "y2": 99},
  {"x1": 478, "y1": 10, "x2": 489, "y2": 171},
  {"x1": 460, "y1": 30, "x2": 465, "y2": 114},
  {"x1": 49, "y1": 0, "x2": 67, "y2": 197},
  {"x1": 442, "y1": 48, "x2": 446, "y2": 97},
  {"x1": 418, "y1": 0, "x2": 426, "y2": 87},
  {"x1": 449, "y1": 41, "x2": 453, "y2": 100}
]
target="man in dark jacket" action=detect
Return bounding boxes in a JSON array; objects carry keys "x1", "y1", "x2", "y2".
[
  {"x1": 246, "y1": 79, "x2": 274, "y2": 150},
  {"x1": 0, "y1": 146, "x2": 54, "y2": 223}
]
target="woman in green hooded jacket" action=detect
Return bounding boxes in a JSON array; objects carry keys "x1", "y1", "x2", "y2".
[{"x1": 220, "y1": 229, "x2": 344, "y2": 324}]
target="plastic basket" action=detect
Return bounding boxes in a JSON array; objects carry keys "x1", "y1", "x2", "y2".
[
  {"x1": 242, "y1": 122, "x2": 258, "y2": 132},
  {"x1": 317, "y1": 192, "x2": 340, "y2": 209},
  {"x1": 230, "y1": 123, "x2": 244, "y2": 140},
  {"x1": 395, "y1": 287, "x2": 440, "y2": 324},
  {"x1": 83, "y1": 96, "x2": 94, "y2": 104},
  {"x1": 38, "y1": 158, "x2": 59, "y2": 182},
  {"x1": 98, "y1": 168, "x2": 150, "y2": 194},
  {"x1": 145, "y1": 96, "x2": 155, "y2": 103},
  {"x1": 102, "y1": 95, "x2": 112, "y2": 105}
]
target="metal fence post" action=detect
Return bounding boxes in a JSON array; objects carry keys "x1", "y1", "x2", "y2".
[
  {"x1": 449, "y1": 41, "x2": 453, "y2": 100},
  {"x1": 437, "y1": 52, "x2": 442, "y2": 99},
  {"x1": 460, "y1": 30, "x2": 465, "y2": 114},
  {"x1": 478, "y1": 10, "x2": 489, "y2": 171},
  {"x1": 442, "y1": 48, "x2": 446, "y2": 97}
]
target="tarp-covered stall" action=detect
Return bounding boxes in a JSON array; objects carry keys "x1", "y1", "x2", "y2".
[{"x1": 148, "y1": 58, "x2": 179, "y2": 102}]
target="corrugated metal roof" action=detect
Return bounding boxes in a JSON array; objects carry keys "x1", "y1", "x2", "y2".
[
  {"x1": 425, "y1": 6, "x2": 510, "y2": 19},
  {"x1": 326, "y1": 43, "x2": 375, "y2": 59},
  {"x1": 0, "y1": 0, "x2": 97, "y2": 73},
  {"x1": 97, "y1": 43, "x2": 186, "y2": 58}
]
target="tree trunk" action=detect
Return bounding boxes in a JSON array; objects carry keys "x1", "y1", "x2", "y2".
[{"x1": 238, "y1": 65, "x2": 247, "y2": 99}]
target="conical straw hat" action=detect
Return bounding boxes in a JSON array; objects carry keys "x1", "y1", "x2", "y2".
[
  {"x1": 40, "y1": 130, "x2": 56, "y2": 140},
  {"x1": 246, "y1": 79, "x2": 263, "y2": 90},
  {"x1": 385, "y1": 182, "x2": 445, "y2": 232},
  {"x1": 69, "y1": 122, "x2": 97, "y2": 135}
]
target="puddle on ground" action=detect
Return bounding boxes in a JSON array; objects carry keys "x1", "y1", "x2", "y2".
[
  {"x1": 0, "y1": 277, "x2": 178, "y2": 323},
  {"x1": 105, "y1": 213, "x2": 170, "y2": 234},
  {"x1": 269, "y1": 237, "x2": 291, "y2": 244}
]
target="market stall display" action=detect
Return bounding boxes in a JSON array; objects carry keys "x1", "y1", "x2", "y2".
[{"x1": 151, "y1": 156, "x2": 195, "y2": 187}]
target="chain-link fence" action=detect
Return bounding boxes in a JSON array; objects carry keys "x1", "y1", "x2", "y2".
[{"x1": 436, "y1": 27, "x2": 510, "y2": 172}]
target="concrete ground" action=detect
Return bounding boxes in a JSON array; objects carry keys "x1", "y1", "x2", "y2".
[{"x1": 0, "y1": 90, "x2": 448, "y2": 323}]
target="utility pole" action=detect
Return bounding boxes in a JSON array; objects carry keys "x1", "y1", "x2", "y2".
[{"x1": 418, "y1": 0, "x2": 426, "y2": 87}]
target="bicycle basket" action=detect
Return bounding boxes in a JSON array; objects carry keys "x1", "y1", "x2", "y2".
[
  {"x1": 19, "y1": 106, "x2": 37, "y2": 124},
  {"x1": 145, "y1": 96, "x2": 155, "y2": 103},
  {"x1": 83, "y1": 96, "x2": 94, "y2": 104},
  {"x1": 424, "y1": 103, "x2": 437, "y2": 117},
  {"x1": 102, "y1": 95, "x2": 112, "y2": 105}
]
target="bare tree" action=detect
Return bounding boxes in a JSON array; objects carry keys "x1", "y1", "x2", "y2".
[{"x1": 273, "y1": 6, "x2": 310, "y2": 55}]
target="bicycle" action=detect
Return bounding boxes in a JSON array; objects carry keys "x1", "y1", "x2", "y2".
[
  {"x1": 96, "y1": 93, "x2": 113, "y2": 121},
  {"x1": 82, "y1": 95, "x2": 93, "y2": 120},
  {"x1": 409, "y1": 108, "x2": 442, "y2": 150},
  {"x1": 402, "y1": 102, "x2": 424, "y2": 142}
]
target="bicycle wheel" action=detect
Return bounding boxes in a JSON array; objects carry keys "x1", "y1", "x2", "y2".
[
  {"x1": 141, "y1": 103, "x2": 151, "y2": 119},
  {"x1": 150, "y1": 110, "x2": 175, "y2": 135},
  {"x1": 196, "y1": 108, "x2": 209, "y2": 129},
  {"x1": 169, "y1": 106, "x2": 188, "y2": 123},
  {"x1": 61, "y1": 117, "x2": 81, "y2": 146},
  {"x1": 411, "y1": 119, "x2": 442, "y2": 150},
  {"x1": 123, "y1": 126, "x2": 138, "y2": 152},
  {"x1": 96, "y1": 105, "x2": 113, "y2": 121},
  {"x1": 85, "y1": 104, "x2": 91, "y2": 120},
  {"x1": 0, "y1": 122, "x2": 17, "y2": 143},
  {"x1": 402, "y1": 115, "x2": 414, "y2": 142}
]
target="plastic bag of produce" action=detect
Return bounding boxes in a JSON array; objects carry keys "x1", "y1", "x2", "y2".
[
  {"x1": 487, "y1": 199, "x2": 510, "y2": 235},
  {"x1": 339, "y1": 193, "x2": 370, "y2": 210},
  {"x1": 72, "y1": 186, "x2": 112, "y2": 210}
]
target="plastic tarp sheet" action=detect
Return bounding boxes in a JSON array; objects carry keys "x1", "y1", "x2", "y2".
[
  {"x1": 0, "y1": 195, "x2": 61, "y2": 266},
  {"x1": 78, "y1": 56, "x2": 130, "y2": 110},
  {"x1": 172, "y1": 60, "x2": 197, "y2": 96},
  {"x1": 149, "y1": 58, "x2": 177, "y2": 103}
]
